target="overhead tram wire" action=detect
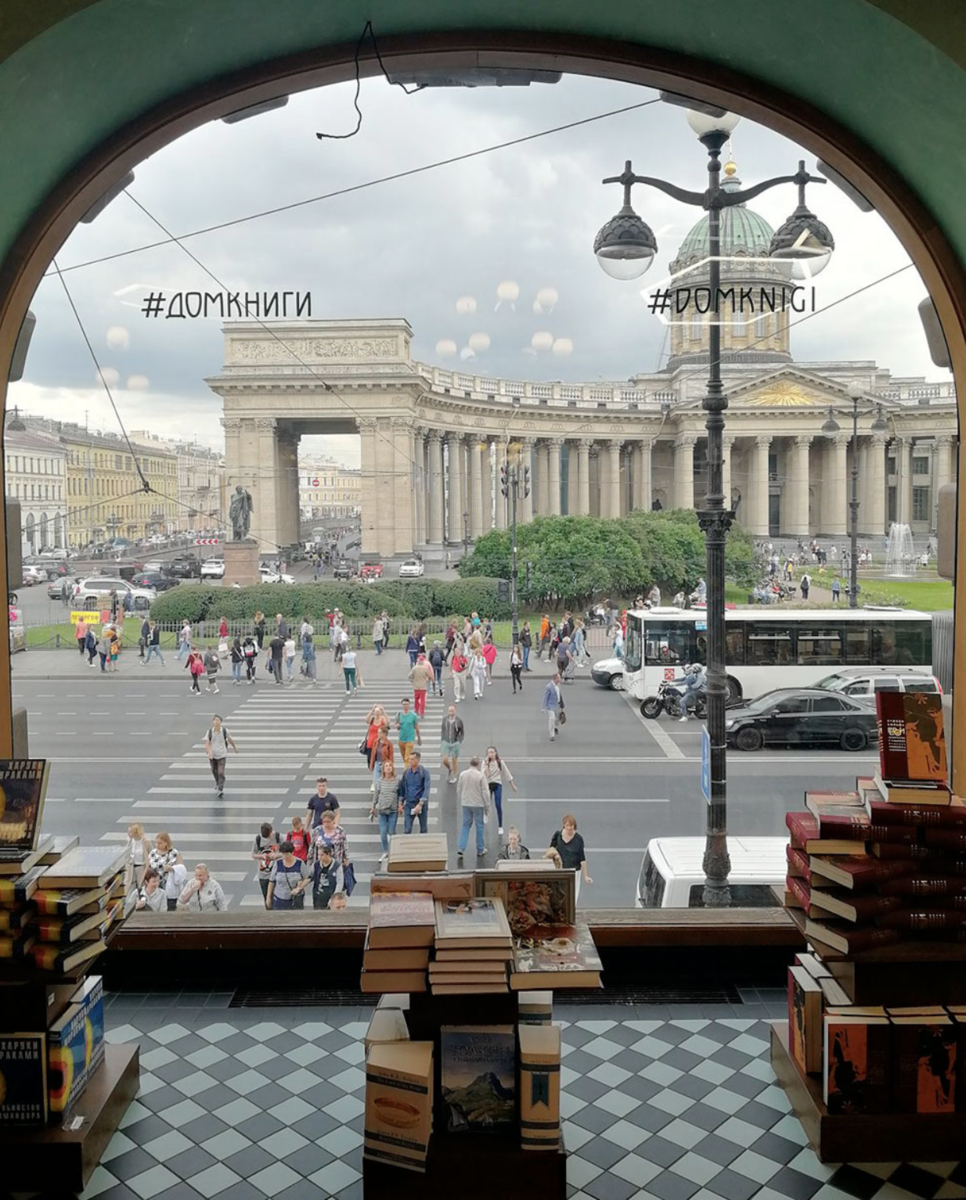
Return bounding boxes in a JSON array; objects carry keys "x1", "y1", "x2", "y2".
[
  {"x1": 44, "y1": 98, "x2": 660, "y2": 277},
  {"x1": 51, "y1": 257, "x2": 152, "y2": 494}
]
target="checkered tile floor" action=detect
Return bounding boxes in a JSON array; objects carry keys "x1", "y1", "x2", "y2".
[{"x1": 10, "y1": 992, "x2": 966, "y2": 1200}]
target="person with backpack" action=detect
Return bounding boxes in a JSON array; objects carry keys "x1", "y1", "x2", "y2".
[
  {"x1": 185, "y1": 648, "x2": 205, "y2": 694},
  {"x1": 203, "y1": 644, "x2": 221, "y2": 693},
  {"x1": 428, "y1": 641, "x2": 444, "y2": 696},
  {"x1": 800, "y1": 571, "x2": 811, "y2": 601},
  {"x1": 266, "y1": 841, "x2": 309, "y2": 910},
  {"x1": 450, "y1": 642, "x2": 468, "y2": 703},
  {"x1": 243, "y1": 635, "x2": 257, "y2": 684},
  {"x1": 108, "y1": 628, "x2": 121, "y2": 673},
  {"x1": 286, "y1": 815, "x2": 311, "y2": 863},
  {"x1": 251, "y1": 822, "x2": 280, "y2": 903},
  {"x1": 205, "y1": 714, "x2": 237, "y2": 798}
]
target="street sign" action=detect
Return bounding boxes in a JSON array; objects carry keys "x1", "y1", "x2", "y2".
[
  {"x1": 70, "y1": 611, "x2": 101, "y2": 624},
  {"x1": 193, "y1": 538, "x2": 220, "y2": 545},
  {"x1": 701, "y1": 726, "x2": 711, "y2": 804}
]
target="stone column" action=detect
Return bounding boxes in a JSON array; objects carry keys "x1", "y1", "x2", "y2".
[
  {"x1": 275, "y1": 429, "x2": 301, "y2": 549},
  {"x1": 753, "y1": 435, "x2": 771, "y2": 536},
  {"x1": 722, "y1": 436, "x2": 735, "y2": 513},
  {"x1": 468, "y1": 438, "x2": 484, "y2": 537},
  {"x1": 896, "y1": 437, "x2": 913, "y2": 526},
  {"x1": 446, "y1": 433, "x2": 463, "y2": 543},
  {"x1": 519, "y1": 439, "x2": 534, "y2": 524},
  {"x1": 607, "y1": 441, "x2": 622, "y2": 518},
  {"x1": 547, "y1": 439, "x2": 562, "y2": 516},
  {"x1": 251, "y1": 417, "x2": 278, "y2": 552},
  {"x1": 935, "y1": 434, "x2": 955, "y2": 493},
  {"x1": 633, "y1": 439, "x2": 652, "y2": 512},
  {"x1": 870, "y1": 433, "x2": 888, "y2": 535},
  {"x1": 391, "y1": 418, "x2": 416, "y2": 555},
  {"x1": 358, "y1": 418, "x2": 379, "y2": 555},
  {"x1": 428, "y1": 433, "x2": 444, "y2": 544},
  {"x1": 674, "y1": 435, "x2": 695, "y2": 511},
  {"x1": 566, "y1": 444, "x2": 578, "y2": 516},
  {"x1": 533, "y1": 442, "x2": 547, "y2": 515},
  {"x1": 577, "y1": 439, "x2": 591, "y2": 515},
  {"x1": 825, "y1": 434, "x2": 848, "y2": 537},
  {"x1": 787, "y1": 434, "x2": 812, "y2": 537},
  {"x1": 411, "y1": 434, "x2": 424, "y2": 546}
]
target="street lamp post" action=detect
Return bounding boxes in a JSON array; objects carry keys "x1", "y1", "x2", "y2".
[
  {"x1": 822, "y1": 386, "x2": 888, "y2": 608},
  {"x1": 594, "y1": 109, "x2": 834, "y2": 905}
]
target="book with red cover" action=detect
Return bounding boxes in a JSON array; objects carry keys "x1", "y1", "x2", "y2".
[
  {"x1": 879, "y1": 876, "x2": 966, "y2": 898},
  {"x1": 864, "y1": 798, "x2": 966, "y2": 828},
  {"x1": 805, "y1": 918, "x2": 903, "y2": 954},
  {"x1": 875, "y1": 691, "x2": 947, "y2": 783},
  {"x1": 786, "y1": 846, "x2": 813, "y2": 881},
  {"x1": 807, "y1": 889, "x2": 905, "y2": 924},
  {"x1": 785, "y1": 875, "x2": 811, "y2": 910},
  {"x1": 891, "y1": 1016, "x2": 958, "y2": 1114},
  {"x1": 814, "y1": 812, "x2": 872, "y2": 842},
  {"x1": 871, "y1": 843, "x2": 940, "y2": 861},
  {"x1": 924, "y1": 828, "x2": 966, "y2": 852},
  {"x1": 809, "y1": 855, "x2": 917, "y2": 890},
  {"x1": 876, "y1": 909, "x2": 966, "y2": 932},
  {"x1": 786, "y1": 812, "x2": 864, "y2": 855},
  {"x1": 824, "y1": 1015, "x2": 891, "y2": 1113}
]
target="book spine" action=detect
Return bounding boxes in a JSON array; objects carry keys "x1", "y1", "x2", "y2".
[
  {"x1": 816, "y1": 814, "x2": 871, "y2": 842},
  {"x1": 924, "y1": 829, "x2": 966, "y2": 852},
  {"x1": 785, "y1": 875, "x2": 810, "y2": 910},
  {"x1": 871, "y1": 843, "x2": 937, "y2": 860},
  {"x1": 877, "y1": 909, "x2": 966, "y2": 931},
  {"x1": 876, "y1": 693, "x2": 913, "y2": 781},
  {"x1": 814, "y1": 923, "x2": 904, "y2": 952},
  {"x1": 867, "y1": 801, "x2": 966, "y2": 828},
  {"x1": 786, "y1": 846, "x2": 812, "y2": 882},
  {"x1": 880, "y1": 877, "x2": 966, "y2": 898},
  {"x1": 785, "y1": 812, "x2": 818, "y2": 849},
  {"x1": 844, "y1": 894, "x2": 906, "y2": 922},
  {"x1": 812, "y1": 857, "x2": 916, "y2": 888}
]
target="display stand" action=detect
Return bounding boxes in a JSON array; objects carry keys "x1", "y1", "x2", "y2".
[
  {"x1": 0, "y1": 1043, "x2": 140, "y2": 1193},
  {"x1": 363, "y1": 992, "x2": 567, "y2": 1200}
]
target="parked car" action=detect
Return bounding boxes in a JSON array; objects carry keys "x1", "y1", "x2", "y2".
[
  {"x1": 46, "y1": 578, "x2": 72, "y2": 600},
  {"x1": 815, "y1": 666, "x2": 942, "y2": 698},
  {"x1": 333, "y1": 559, "x2": 354, "y2": 580},
  {"x1": 399, "y1": 558, "x2": 424, "y2": 578},
  {"x1": 360, "y1": 562, "x2": 383, "y2": 582},
  {"x1": 77, "y1": 577, "x2": 156, "y2": 611},
  {"x1": 591, "y1": 656, "x2": 625, "y2": 691},
  {"x1": 21, "y1": 565, "x2": 47, "y2": 585},
  {"x1": 130, "y1": 572, "x2": 179, "y2": 593},
  {"x1": 200, "y1": 558, "x2": 226, "y2": 579},
  {"x1": 636, "y1": 837, "x2": 786, "y2": 908},
  {"x1": 259, "y1": 565, "x2": 295, "y2": 585},
  {"x1": 725, "y1": 687, "x2": 877, "y2": 752},
  {"x1": 166, "y1": 557, "x2": 201, "y2": 579}
]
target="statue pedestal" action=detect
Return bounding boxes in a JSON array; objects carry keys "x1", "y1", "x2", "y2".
[{"x1": 223, "y1": 539, "x2": 260, "y2": 587}]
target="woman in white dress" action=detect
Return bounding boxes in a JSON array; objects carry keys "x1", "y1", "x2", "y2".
[
  {"x1": 126, "y1": 821, "x2": 151, "y2": 890},
  {"x1": 469, "y1": 649, "x2": 488, "y2": 700}
]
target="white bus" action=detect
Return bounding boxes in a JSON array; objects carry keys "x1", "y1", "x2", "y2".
[{"x1": 622, "y1": 606, "x2": 933, "y2": 708}]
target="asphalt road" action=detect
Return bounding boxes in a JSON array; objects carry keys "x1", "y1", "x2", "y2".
[{"x1": 18, "y1": 649, "x2": 879, "y2": 911}]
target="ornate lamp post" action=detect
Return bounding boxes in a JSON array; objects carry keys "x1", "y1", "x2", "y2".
[
  {"x1": 822, "y1": 385, "x2": 888, "y2": 608},
  {"x1": 594, "y1": 109, "x2": 835, "y2": 905}
]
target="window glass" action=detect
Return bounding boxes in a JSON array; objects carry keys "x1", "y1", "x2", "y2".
[
  {"x1": 746, "y1": 623, "x2": 794, "y2": 666},
  {"x1": 796, "y1": 625, "x2": 843, "y2": 665},
  {"x1": 872, "y1": 677, "x2": 899, "y2": 691},
  {"x1": 725, "y1": 626, "x2": 745, "y2": 666},
  {"x1": 624, "y1": 618, "x2": 643, "y2": 672},
  {"x1": 912, "y1": 455, "x2": 929, "y2": 474},
  {"x1": 872, "y1": 620, "x2": 929, "y2": 666},
  {"x1": 638, "y1": 852, "x2": 665, "y2": 908},
  {"x1": 843, "y1": 625, "x2": 870, "y2": 663},
  {"x1": 912, "y1": 487, "x2": 931, "y2": 521},
  {"x1": 811, "y1": 696, "x2": 846, "y2": 712},
  {"x1": 901, "y1": 675, "x2": 938, "y2": 692},
  {"x1": 774, "y1": 696, "x2": 809, "y2": 714},
  {"x1": 644, "y1": 621, "x2": 694, "y2": 667}
]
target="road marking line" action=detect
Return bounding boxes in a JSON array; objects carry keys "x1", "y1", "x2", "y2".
[
  {"x1": 147, "y1": 787, "x2": 291, "y2": 795},
  {"x1": 621, "y1": 691, "x2": 686, "y2": 760}
]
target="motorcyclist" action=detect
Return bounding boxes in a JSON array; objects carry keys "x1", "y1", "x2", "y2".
[{"x1": 677, "y1": 663, "x2": 706, "y2": 723}]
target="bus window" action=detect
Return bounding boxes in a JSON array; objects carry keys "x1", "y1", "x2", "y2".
[
  {"x1": 725, "y1": 627, "x2": 745, "y2": 666},
  {"x1": 843, "y1": 624, "x2": 870, "y2": 663},
  {"x1": 871, "y1": 621, "x2": 899, "y2": 664},
  {"x1": 625, "y1": 618, "x2": 643, "y2": 671},
  {"x1": 644, "y1": 622, "x2": 694, "y2": 667},
  {"x1": 796, "y1": 626, "x2": 843, "y2": 665},
  {"x1": 894, "y1": 623, "x2": 927, "y2": 666},
  {"x1": 746, "y1": 623, "x2": 794, "y2": 666}
]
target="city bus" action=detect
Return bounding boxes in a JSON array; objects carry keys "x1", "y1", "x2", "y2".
[{"x1": 621, "y1": 607, "x2": 933, "y2": 709}]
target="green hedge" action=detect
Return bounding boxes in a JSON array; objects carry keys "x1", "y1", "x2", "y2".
[{"x1": 149, "y1": 578, "x2": 512, "y2": 625}]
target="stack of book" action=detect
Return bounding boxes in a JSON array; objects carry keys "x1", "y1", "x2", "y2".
[
  {"x1": 31, "y1": 846, "x2": 128, "y2": 974},
  {"x1": 787, "y1": 950, "x2": 966, "y2": 1115},
  {"x1": 430, "y1": 898, "x2": 512, "y2": 994},
  {"x1": 361, "y1": 892, "x2": 435, "y2": 994},
  {"x1": 387, "y1": 834, "x2": 448, "y2": 874}
]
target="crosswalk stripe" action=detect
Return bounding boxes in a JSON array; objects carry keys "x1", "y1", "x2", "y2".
[{"x1": 147, "y1": 787, "x2": 291, "y2": 795}]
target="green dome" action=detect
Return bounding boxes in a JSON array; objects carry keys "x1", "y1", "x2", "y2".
[{"x1": 670, "y1": 182, "x2": 775, "y2": 270}]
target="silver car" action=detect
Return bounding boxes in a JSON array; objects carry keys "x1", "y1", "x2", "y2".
[{"x1": 591, "y1": 656, "x2": 625, "y2": 690}]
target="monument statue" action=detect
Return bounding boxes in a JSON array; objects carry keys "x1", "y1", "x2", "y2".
[{"x1": 229, "y1": 485, "x2": 254, "y2": 541}]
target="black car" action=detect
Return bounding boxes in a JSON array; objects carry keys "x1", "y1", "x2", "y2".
[
  {"x1": 332, "y1": 559, "x2": 354, "y2": 580},
  {"x1": 166, "y1": 557, "x2": 202, "y2": 579},
  {"x1": 131, "y1": 572, "x2": 179, "y2": 593},
  {"x1": 725, "y1": 687, "x2": 876, "y2": 752}
]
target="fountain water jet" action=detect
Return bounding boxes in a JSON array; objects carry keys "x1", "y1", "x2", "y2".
[{"x1": 884, "y1": 522, "x2": 917, "y2": 578}]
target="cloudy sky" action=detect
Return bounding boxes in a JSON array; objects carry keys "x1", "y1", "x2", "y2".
[{"x1": 9, "y1": 71, "x2": 936, "y2": 467}]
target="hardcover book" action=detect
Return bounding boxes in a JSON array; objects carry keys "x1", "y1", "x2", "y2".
[
  {"x1": 359, "y1": 970, "x2": 428, "y2": 994},
  {"x1": 865, "y1": 797, "x2": 966, "y2": 828},
  {"x1": 430, "y1": 982, "x2": 509, "y2": 995},
  {"x1": 877, "y1": 910, "x2": 966, "y2": 932},
  {"x1": 804, "y1": 790, "x2": 862, "y2": 814},
  {"x1": 37, "y1": 846, "x2": 126, "y2": 889},
  {"x1": 823, "y1": 1015, "x2": 891, "y2": 1113},
  {"x1": 807, "y1": 889, "x2": 905, "y2": 924},
  {"x1": 47, "y1": 1002, "x2": 89, "y2": 1121},
  {"x1": 434, "y1": 897, "x2": 512, "y2": 949},
  {"x1": 0, "y1": 1033, "x2": 47, "y2": 1125},
  {"x1": 786, "y1": 846, "x2": 813, "y2": 881},
  {"x1": 0, "y1": 836, "x2": 54, "y2": 877},
  {"x1": 0, "y1": 866, "x2": 45, "y2": 904},
  {"x1": 794, "y1": 952, "x2": 832, "y2": 980},
  {"x1": 362, "y1": 931, "x2": 431, "y2": 972},
  {"x1": 788, "y1": 965, "x2": 823, "y2": 1074},
  {"x1": 368, "y1": 892, "x2": 436, "y2": 949},
  {"x1": 0, "y1": 903, "x2": 34, "y2": 932},
  {"x1": 38, "y1": 835, "x2": 79, "y2": 866},
  {"x1": 519, "y1": 991, "x2": 554, "y2": 1024},
  {"x1": 364, "y1": 1008, "x2": 410, "y2": 1052},
  {"x1": 30, "y1": 885, "x2": 106, "y2": 917},
  {"x1": 785, "y1": 812, "x2": 864, "y2": 856},
  {"x1": 440, "y1": 1025, "x2": 515, "y2": 1132},
  {"x1": 519, "y1": 1022, "x2": 561, "y2": 1150},
  {"x1": 804, "y1": 918, "x2": 903, "y2": 954},
  {"x1": 818, "y1": 977, "x2": 853, "y2": 1008},
  {"x1": 924, "y1": 828, "x2": 966, "y2": 852},
  {"x1": 783, "y1": 875, "x2": 810, "y2": 912},
  {"x1": 510, "y1": 920, "x2": 603, "y2": 990},
  {"x1": 814, "y1": 812, "x2": 871, "y2": 842},
  {"x1": 809, "y1": 855, "x2": 917, "y2": 890},
  {"x1": 891, "y1": 1016, "x2": 957, "y2": 1113},
  {"x1": 871, "y1": 843, "x2": 938, "y2": 860},
  {"x1": 71, "y1": 975, "x2": 105, "y2": 1080},
  {"x1": 0, "y1": 760, "x2": 50, "y2": 853},
  {"x1": 0, "y1": 932, "x2": 36, "y2": 959},
  {"x1": 876, "y1": 692, "x2": 947, "y2": 783},
  {"x1": 474, "y1": 868, "x2": 576, "y2": 934},
  {"x1": 34, "y1": 906, "x2": 114, "y2": 945},
  {"x1": 364, "y1": 1041, "x2": 433, "y2": 1172},
  {"x1": 369, "y1": 872, "x2": 474, "y2": 901},
  {"x1": 873, "y1": 774, "x2": 951, "y2": 806},
  {"x1": 878, "y1": 876, "x2": 966, "y2": 898},
  {"x1": 387, "y1": 833, "x2": 448, "y2": 874},
  {"x1": 29, "y1": 937, "x2": 106, "y2": 976}
]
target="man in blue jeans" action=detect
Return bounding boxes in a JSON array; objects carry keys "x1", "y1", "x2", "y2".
[
  {"x1": 456, "y1": 756, "x2": 490, "y2": 860},
  {"x1": 399, "y1": 750, "x2": 431, "y2": 833}
]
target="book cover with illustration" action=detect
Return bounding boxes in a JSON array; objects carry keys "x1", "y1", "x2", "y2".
[
  {"x1": 823, "y1": 1016, "x2": 891, "y2": 1113},
  {"x1": 510, "y1": 920, "x2": 603, "y2": 989},
  {"x1": 0, "y1": 1034, "x2": 47, "y2": 1125},
  {"x1": 434, "y1": 897, "x2": 512, "y2": 948},
  {"x1": 876, "y1": 692, "x2": 947, "y2": 783},
  {"x1": 0, "y1": 761, "x2": 50, "y2": 853},
  {"x1": 475, "y1": 869, "x2": 575, "y2": 935},
  {"x1": 440, "y1": 1025, "x2": 515, "y2": 1132},
  {"x1": 892, "y1": 1017, "x2": 958, "y2": 1113}
]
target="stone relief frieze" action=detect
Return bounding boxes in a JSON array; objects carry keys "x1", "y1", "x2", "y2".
[{"x1": 230, "y1": 337, "x2": 399, "y2": 364}]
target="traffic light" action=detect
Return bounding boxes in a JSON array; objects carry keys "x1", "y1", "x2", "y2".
[
  {"x1": 500, "y1": 463, "x2": 509, "y2": 498},
  {"x1": 522, "y1": 466, "x2": 531, "y2": 498},
  {"x1": 497, "y1": 579, "x2": 510, "y2": 602}
]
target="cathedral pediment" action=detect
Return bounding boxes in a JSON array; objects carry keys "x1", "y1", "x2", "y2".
[{"x1": 724, "y1": 368, "x2": 880, "y2": 410}]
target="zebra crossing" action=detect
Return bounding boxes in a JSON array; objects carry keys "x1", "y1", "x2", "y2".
[{"x1": 101, "y1": 683, "x2": 446, "y2": 908}]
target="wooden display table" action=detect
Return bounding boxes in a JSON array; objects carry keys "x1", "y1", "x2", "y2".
[
  {"x1": 771, "y1": 1022, "x2": 966, "y2": 1163},
  {"x1": 0, "y1": 1044, "x2": 139, "y2": 1193}
]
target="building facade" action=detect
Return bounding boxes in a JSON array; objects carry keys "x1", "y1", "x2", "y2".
[
  {"x1": 299, "y1": 458, "x2": 361, "y2": 521},
  {"x1": 131, "y1": 433, "x2": 227, "y2": 534},
  {"x1": 207, "y1": 170, "x2": 956, "y2": 558},
  {"x1": 3, "y1": 422, "x2": 67, "y2": 552}
]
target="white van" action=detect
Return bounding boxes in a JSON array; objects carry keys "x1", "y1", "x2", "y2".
[{"x1": 636, "y1": 836, "x2": 787, "y2": 908}]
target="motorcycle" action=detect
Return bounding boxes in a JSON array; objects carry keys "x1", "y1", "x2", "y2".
[{"x1": 641, "y1": 675, "x2": 707, "y2": 720}]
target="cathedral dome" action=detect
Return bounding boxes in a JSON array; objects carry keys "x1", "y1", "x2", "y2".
[{"x1": 670, "y1": 169, "x2": 776, "y2": 272}]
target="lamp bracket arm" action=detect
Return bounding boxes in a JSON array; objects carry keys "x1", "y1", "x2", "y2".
[
  {"x1": 608, "y1": 174, "x2": 705, "y2": 207},
  {"x1": 727, "y1": 173, "x2": 827, "y2": 207}
]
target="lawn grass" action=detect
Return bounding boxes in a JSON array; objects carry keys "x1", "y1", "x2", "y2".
[{"x1": 852, "y1": 578, "x2": 953, "y2": 611}]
